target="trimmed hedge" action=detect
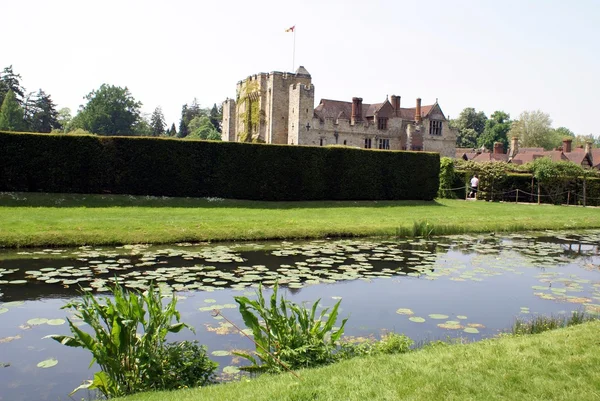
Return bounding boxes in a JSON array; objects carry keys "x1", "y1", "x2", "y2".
[{"x1": 0, "y1": 131, "x2": 440, "y2": 201}]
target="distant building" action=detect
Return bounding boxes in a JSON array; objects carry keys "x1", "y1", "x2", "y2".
[
  {"x1": 457, "y1": 138, "x2": 598, "y2": 169},
  {"x1": 222, "y1": 66, "x2": 457, "y2": 157}
]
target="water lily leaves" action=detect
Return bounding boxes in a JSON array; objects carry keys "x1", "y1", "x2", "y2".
[
  {"x1": 9, "y1": 280, "x2": 27, "y2": 285},
  {"x1": 463, "y1": 327, "x2": 480, "y2": 334},
  {"x1": 204, "y1": 299, "x2": 217, "y2": 304},
  {"x1": 437, "y1": 322, "x2": 463, "y2": 330},
  {"x1": 211, "y1": 350, "x2": 231, "y2": 357},
  {"x1": 0, "y1": 335, "x2": 21, "y2": 344},
  {"x1": 47, "y1": 319, "x2": 66, "y2": 326},
  {"x1": 409, "y1": 317, "x2": 426, "y2": 323},
  {"x1": 222, "y1": 366, "x2": 240, "y2": 374},
  {"x1": 27, "y1": 318, "x2": 48, "y2": 326},
  {"x1": 396, "y1": 308, "x2": 414, "y2": 315},
  {"x1": 467, "y1": 323, "x2": 485, "y2": 328},
  {"x1": 0, "y1": 307, "x2": 8, "y2": 314},
  {"x1": 37, "y1": 358, "x2": 58, "y2": 368},
  {"x1": 456, "y1": 315, "x2": 468, "y2": 320},
  {"x1": 428, "y1": 314, "x2": 449, "y2": 320}
]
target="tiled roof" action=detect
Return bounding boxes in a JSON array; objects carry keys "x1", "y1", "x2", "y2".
[
  {"x1": 471, "y1": 152, "x2": 509, "y2": 162},
  {"x1": 519, "y1": 147, "x2": 545, "y2": 153},
  {"x1": 314, "y1": 99, "x2": 435, "y2": 122}
]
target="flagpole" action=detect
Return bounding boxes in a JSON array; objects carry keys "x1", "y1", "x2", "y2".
[{"x1": 292, "y1": 27, "x2": 296, "y2": 72}]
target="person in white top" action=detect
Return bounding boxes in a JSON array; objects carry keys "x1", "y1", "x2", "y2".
[{"x1": 469, "y1": 174, "x2": 479, "y2": 199}]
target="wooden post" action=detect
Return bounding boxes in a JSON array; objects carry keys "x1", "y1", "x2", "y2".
[
  {"x1": 567, "y1": 191, "x2": 570, "y2": 206},
  {"x1": 537, "y1": 184, "x2": 541, "y2": 205},
  {"x1": 583, "y1": 178, "x2": 587, "y2": 207},
  {"x1": 516, "y1": 189, "x2": 519, "y2": 204}
]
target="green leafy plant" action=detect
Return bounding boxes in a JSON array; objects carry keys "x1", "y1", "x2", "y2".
[
  {"x1": 512, "y1": 311, "x2": 596, "y2": 335},
  {"x1": 47, "y1": 282, "x2": 216, "y2": 398},
  {"x1": 233, "y1": 283, "x2": 347, "y2": 373},
  {"x1": 336, "y1": 332, "x2": 413, "y2": 360}
]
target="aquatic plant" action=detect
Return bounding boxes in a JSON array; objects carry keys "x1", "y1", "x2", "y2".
[
  {"x1": 47, "y1": 282, "x2": 217, "y2": 398},
  {"x1": 511, "y1": 311, "x2": 597, "y2": 335},
  {"x1": 233, "y1": 283, "x2": 347, "y2": 373}
]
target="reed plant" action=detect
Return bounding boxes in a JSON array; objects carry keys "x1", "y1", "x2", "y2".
[
  {"x1": 233, "y1": 283, "x2": 347, "y2": 373},
  {"x1": 511, "y1": 310, "x2": 596, "y2": 335},
  {"x1": 48, "y1": 282, "x2": 217, "y2": 398}
]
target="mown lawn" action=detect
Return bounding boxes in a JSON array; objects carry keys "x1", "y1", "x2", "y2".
[
  {"x1": 1, "y1": 192, "x2": 599, "y2": 247},
  {"x1": 115, "y1": 321, "x2": 600, "y2": 401}
]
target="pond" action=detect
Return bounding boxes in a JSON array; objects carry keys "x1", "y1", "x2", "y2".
[{"x1": 1, "y1": 231, "x2": 599, "y2": 401}]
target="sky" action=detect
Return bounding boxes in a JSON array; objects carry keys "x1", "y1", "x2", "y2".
[{"x1": 3, "y1": 0, "x2": 600, "y2": 136}]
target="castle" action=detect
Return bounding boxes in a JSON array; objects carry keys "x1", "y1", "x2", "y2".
[{"x1": 222, "y1": 66, "x2": 456, "y2": 157}]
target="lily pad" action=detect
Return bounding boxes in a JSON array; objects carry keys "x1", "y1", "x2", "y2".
[
  {"x1": 395, "y1": 308, "x2": 414, "y2": 315},
  {"x1": 204, "y1": 299, "x2": 217, "y2": 304},
  {"x1": 456, "y1": 315, "x2": 468, "y2": 320},
  {"x1": 211, "y1": 350, "x2": 231, "y2": 357},
  {"x1": 437, "y1": 323, "x2": 463, "y2": 330},
  {"x1": 222, "y1": 366, "x2": 240, "y2": 374},
  {"x1": 408, "y1": 317, "x2": 426, "y2": 323},
  {"x1": 47, "y1": 319, "x2": 66, "y2": 326},
  {"x1": 428, "y1": 314, "x2": 449, "y2": 320},
  {"x1": 0, "y1": 308, "x2": 8, "y2": 314},
  {"x1": 9, "y1": 280, "x2": 27, "y2": 285},
  {"x1": 27, "y1": 318, "x2": 48, "y2": 326},
  {"x1": 463, "y1": 327, "x2": 480, "y2": 334},
  {"x1": 37, "y1": 358, "x2": 58, "y2": 368}
]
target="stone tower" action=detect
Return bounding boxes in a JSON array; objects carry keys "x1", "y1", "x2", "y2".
[{"x1": 221, "y1": 66, "x2": 313, "y2": 144}]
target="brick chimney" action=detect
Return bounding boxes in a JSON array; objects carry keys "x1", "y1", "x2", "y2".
[
  {"x1": 585, "y1": 141, "x2": 592, "y2": 156},
  {"x1": 509, "y1": 136, "x2": 519, "y2": 158},
  {"x1": 493, "y1": 142, "x2": 504, "y2": 154},
  {"x1": 351, "y1": 97, "x2": 362, "y2": 124},
  {"x1": 562, "y1": 138, "x2": 572, "y2": 153},
  {"x1": 415, "y1": 98, "x2": 422, "y2": 123},
  {"x1": 391, "y1": 95, "x2": 400, "y2": 116}
]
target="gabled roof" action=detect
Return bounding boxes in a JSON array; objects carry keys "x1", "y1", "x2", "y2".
[
  {"x1": 471, "y1": 152, "x2": 509, "y2": 163},
  {"x1": 314, "y1": 98, "x2": 436, "y2": 122}
]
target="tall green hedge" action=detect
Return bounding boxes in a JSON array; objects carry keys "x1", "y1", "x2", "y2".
[{"x1": 0, "y1": 131, "x2": 440, "y2": 201}]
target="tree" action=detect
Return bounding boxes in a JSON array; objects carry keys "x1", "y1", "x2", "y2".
[
  {"x1": 71, "y1": 84, "x2": 142, "y2": 135},
  {"x1": 209, "y1": 103, "x2": 222, "y2": 133},
  {"x1": 450, "y1": 107, "x2": 487, "y2": 148},
  {"x1": 477, "y1": 111, "x2": 512, "y2": 152},
  {"x1": 57, "y1": 107, "x2": 72, "y2": 132},
  {"x1": 0, "y1": 65, "x2": 26, "y2": 106},
  {"x1": 0, "y1": 90, "x2": 26, "y2": 131},
  {"x1": 133, "y1": 114, "x2": 152, "y2": 136},
  {"x1": 167, "y1": 123, "x2": 177, "y2": 137},
  {"x1": 508, "y1": 110, "x2": 556, "y2": 150},
  {"x1": 187, "y1": 115, "x2": 221, "y2": 140},
  {"x1": 178, "y1": 99, "x2": 210, "y2": 138},
  {"x1": 24, "y1": 89, "x2": 61, "y2": 133},
  {"x1": 150, "y1": 107, "x2": 166, "y2": 137}
]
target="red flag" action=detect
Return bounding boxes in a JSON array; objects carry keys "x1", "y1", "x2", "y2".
[{"x1": 285, "y1": 25, "x2": 295, "y2": 32}]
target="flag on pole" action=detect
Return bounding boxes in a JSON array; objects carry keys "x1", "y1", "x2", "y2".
[{"x1": 285, "y1": 25, "x2": 295, "y2": 32}]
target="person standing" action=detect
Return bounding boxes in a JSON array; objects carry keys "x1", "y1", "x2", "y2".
[{"x1": 469, "y1": 174, "x2": 479, "y2": 199}]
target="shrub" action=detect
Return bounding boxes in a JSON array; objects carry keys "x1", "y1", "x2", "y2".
[
  {"x1": 233, "y1": 283, "x2": 347, "y2": 373},
  {"x1": 47, "y1": 282, "x2": 216, "y2": 398},
  {"x1": 0, "y1": 131, "x2": 439, "y2": 201},
  {"x1": 512, "y1": 311, "x2": 597, "y2": 335},
  {"x1": 336, "y1": 332, "x2": 413, "y2": 360}
]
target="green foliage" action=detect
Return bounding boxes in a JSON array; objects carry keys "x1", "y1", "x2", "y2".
[
  {"x1": 71, "y1": 84, "x2": 142, "y2": 135},
  {"x1": 528, "y1": 158, "x2": 585, "y2": 203},
  {"x1": 455, "y1": 160, "x2": 511, "y2": 201},
  {"x1": 477, "y1": 111, "x2": 511, "y2": 151},
  {"x1": 336, "y1": 332, "x2": 413, "y2": 361},
  {"x1": 23, "y1": 89, "x2": 62, "y2": 133},
  {"x1": 0, "y1": 65, "x2": 25, "y2": 106},
  {"x1": 0, "y1": 90, "x2": 25, "y2": 131},
  {"x1": 233, "y1": 283, "x2": 347, "y2": 373},
  {"x1": 438, "y1": 157, "x2": 457, "y2": 198},
  {"x1": 451, "y1": 107, "x2": 487, "y2": 147},
  {"x1": 508, "y1": 110, "x2": 559, "y2": 150},
  {"x1": 47, "y1": 282, "x2": 215, "y2": 398},
  {"x1": 150, "y1": 107, "x2": 166, "y2": 137},
  {"x1": 512, "y1": 311, "x2": 596, "y2": 335},
  {"x1": 0, "y1": 131, "x2": 440, "y2": 201},
  {"x1": 186, "y1": 115, "x2": 220, "y2": 140}
]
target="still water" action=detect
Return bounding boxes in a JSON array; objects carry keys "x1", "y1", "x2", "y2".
[{"x1": 1, "y1": 231, "x2": 599, "y2": 401}]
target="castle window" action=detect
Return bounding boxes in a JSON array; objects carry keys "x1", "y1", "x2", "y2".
[
  {"x1": 364, "y1": 138, "x2": 372, "y2": 149},
  {"x1": 343, "y1": 140, "x2": 347, "y2": 145},
  {"x1": 319, "y1": 138, "x2": 324, "y2": 146},
  {"x1": 430, "y1": 120, "x2": 442, "y2": 136},
  {"x1": 378, "y1": 118, "x2": 388, "y2": 130},
  {"x1": 378, "y1": 138, "x2": 390, "y2": 149}
]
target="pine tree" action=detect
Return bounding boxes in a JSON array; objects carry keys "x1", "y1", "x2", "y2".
[
  {"x1": 169, "y1": 122, "x2": 177, "y2": 137},
  {"x1": 0, "y1": 66, "x2": 26, "y2": 106},
  {"x1": 150, "y1": 106, "x2": 166, "y2": 137},
  {"x1": 209, "y1": 103, "x2": 222, "y2": 133},
  {"x1": 0, "y1": 89, "x2": 26, "y2": 131},
  {"x1": 24, "y1": 89, "x2": 61, "y2": 133}
]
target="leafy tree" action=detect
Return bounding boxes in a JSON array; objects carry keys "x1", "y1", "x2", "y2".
[
  {"x1": 24, "y1": 89, "x2": 61, "y2": 133},
  {"x1": 0, "y1": 89, "x2": 26, "y2": 131},
  {"x1": 150, "y1": 107, "x2": 166, "y2": 137},
  {"x1": 209, "y1": 103, "x2": 222, "y2": 133},
  {"x1": 554, "y1": 126, "x2": 574, "y2": 138},
  {"x1": 71, "y1": 84, "x2": 142, "y2": 135},
  {"x1": 57, "y1": 107, "x2": 72, "y2": 132},
  {"x1": 187, "y1": 115, "x2": 221, "y2": 140},
  {"x1": 477, "y1": 111, "x2": 512, "y2": 152},
  {"x1": 167, "y1": 122, "x2": 177, "y2": 137},
  {"x1": 508, "y1": 110, "x2": 557, "y2": 150},
  {"x1": 0, "y1": 65, "x2": 26, "y2": 106},
  {"x1": 528, "y1": 158, "x2": 585, "y2": 203},
  {"x1": 178, "y1": 99, "x2": 210, "y2": 138},
  {"x1": 450, "y1": 107, "x2": 487, "y2": 148},
  {"x1": 133, "y1": 114, "x2": 152, "y2": 136}
]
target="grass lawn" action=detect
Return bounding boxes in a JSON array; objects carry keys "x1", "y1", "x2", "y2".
[
  {"x1": 1, "y1": 192, "x2": 599, "y2": 247},
  {"x1": 115, "y1": 321, "x2": 600, "y2": 401}
]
